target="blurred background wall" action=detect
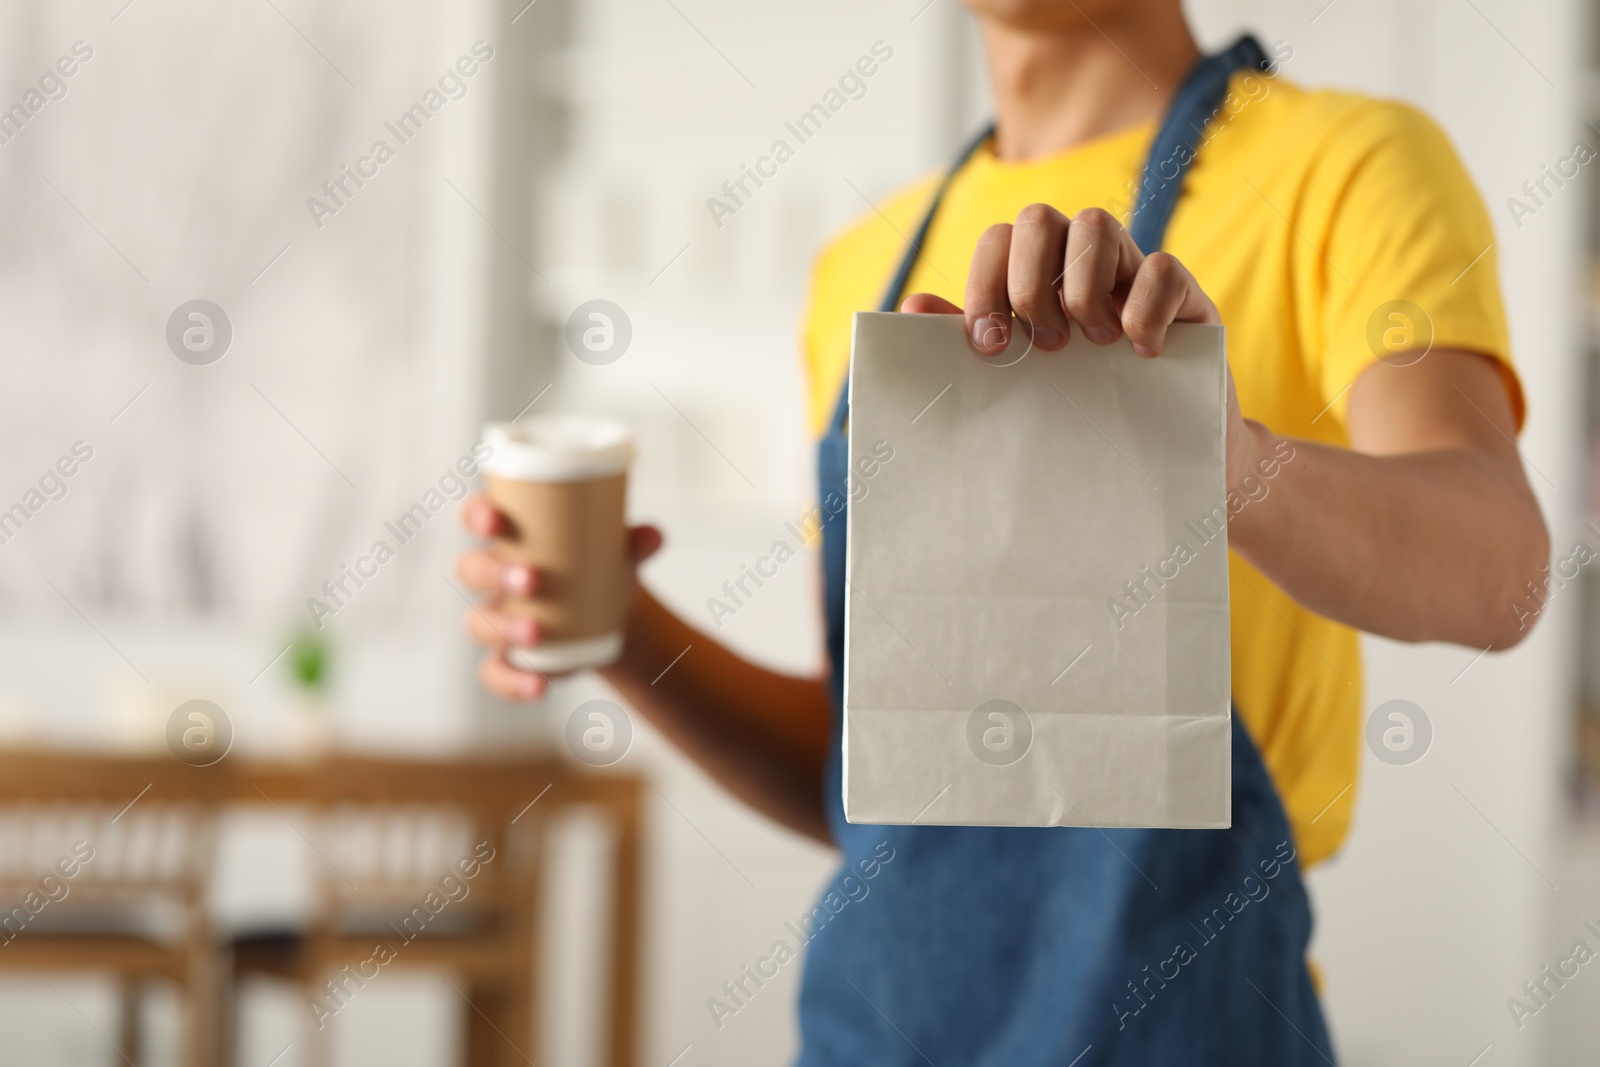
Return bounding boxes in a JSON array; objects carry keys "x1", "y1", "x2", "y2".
[{"x1": 0, "y1": 0, "x2": 1595, "y2": 1064}]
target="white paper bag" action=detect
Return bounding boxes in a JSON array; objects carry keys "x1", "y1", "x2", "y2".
[{"x1": 843, "y1": 313, "x2": 1232, "y2": 828}]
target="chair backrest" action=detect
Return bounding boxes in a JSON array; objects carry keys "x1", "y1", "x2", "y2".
[
  {"x1": 293, "y1": 755, "x2": 572, "y2": 938},
  {"x1": 288, "y1": 755, "x2": 644, "y2": 1067},
  {"x1": 0, "y1": 751, "x2": 226, "y2": 944}
]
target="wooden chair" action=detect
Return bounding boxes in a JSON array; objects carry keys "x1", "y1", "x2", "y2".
[
  {"x1": 0, "y1": 750, "x2": 230, "y2": 1067},
  {"x1": 230, "y1": 755, "x2": 643, "y2": 1067}
]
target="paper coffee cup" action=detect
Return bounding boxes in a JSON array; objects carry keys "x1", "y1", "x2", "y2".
[{"x1": 481, "y1": 415, "x2": 634, "y2": 673}]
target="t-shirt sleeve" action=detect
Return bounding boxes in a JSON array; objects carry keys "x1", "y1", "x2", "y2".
[
  {"x1": 798, "y1": 253, "x2": 831, "y2": 438},
  {"x1": 799, "y1": 235, "x2": 855, "y2": 439},
  {"x1": 1310, "y1": 102, "x2": 1523, "y2": 428},
  {"x1": 799, "y1": 173, "x2": 946, "y2": 437}
]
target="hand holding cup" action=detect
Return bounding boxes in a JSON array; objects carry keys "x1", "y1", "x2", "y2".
[{"x1": 456, "y1": 415, "x2": 660, "y2": 701}]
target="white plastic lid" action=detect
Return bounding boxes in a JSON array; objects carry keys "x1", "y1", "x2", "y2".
[{"x1": 481, "y1": 415, "x2": 634, "y2": 482}]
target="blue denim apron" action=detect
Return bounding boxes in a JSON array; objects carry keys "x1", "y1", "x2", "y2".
[{"x1": 797, "y1": 37, "x2": 1336, "y2": 1066}]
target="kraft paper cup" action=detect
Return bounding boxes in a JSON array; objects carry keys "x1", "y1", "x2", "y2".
[{"x1": 482, "y1": 415, "x2": 634, "y2": 673}]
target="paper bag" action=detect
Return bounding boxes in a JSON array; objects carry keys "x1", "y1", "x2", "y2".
[{"x1": 843, "y1": 313, "x2": 1231, "y2": 828}]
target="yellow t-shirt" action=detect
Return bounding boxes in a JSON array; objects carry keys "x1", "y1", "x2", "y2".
[{"x1": 799, "y1": 75, "x2": 1522, "y2": 867}]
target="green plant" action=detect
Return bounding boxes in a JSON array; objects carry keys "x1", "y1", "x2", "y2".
[{"x1": 286, "y1": 627, "x2": 331, "y2": 692}]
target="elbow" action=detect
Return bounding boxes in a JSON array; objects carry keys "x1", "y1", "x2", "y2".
[{"x1": 1479, "y1": 507, "x2": 1552, "y2": 651}]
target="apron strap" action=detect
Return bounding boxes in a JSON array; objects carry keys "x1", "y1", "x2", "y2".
[
  {"x1": 826, "y1": 122, "x2": 997, "y2": 436},
  {"x1": 874, "y1": 122, "x2": 999, "y2": 318},
  {"x1": 1129, "y1": 34, "x2": 1268, "y2": 254}
]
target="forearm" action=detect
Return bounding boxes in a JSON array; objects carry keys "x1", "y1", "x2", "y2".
[
  {"x1": 1229, "y1": 419, "x2": 1550, "y2": 649},
  {"x1": 600, "y1": 588, "x2": 835, "y2": 842}
]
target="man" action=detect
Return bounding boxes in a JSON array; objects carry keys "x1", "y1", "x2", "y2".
[{"x1": 458, "y1": 1, "x2": 1548, "y2": 1061}]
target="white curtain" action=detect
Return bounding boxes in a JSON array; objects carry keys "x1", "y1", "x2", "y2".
[{"x1": 0, "y1": 0, "x2": 447, "y2": 626}]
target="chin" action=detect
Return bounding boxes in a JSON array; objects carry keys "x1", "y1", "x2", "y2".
[{"x1": 960, "y1": 0, "x2": 1153, "y2": 30}]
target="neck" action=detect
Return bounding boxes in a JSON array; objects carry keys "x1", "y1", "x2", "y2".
[{"x1": 979, "y1": 9, "x2": 1200, "y2": 161}]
